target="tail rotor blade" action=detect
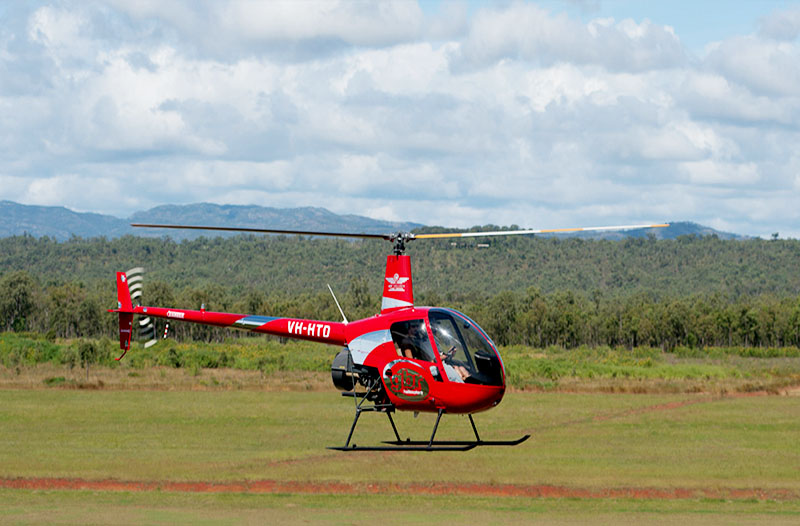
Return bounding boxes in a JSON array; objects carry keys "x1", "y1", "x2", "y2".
[{"x1": 125, "y1": 267, "x2": 158, "y2": 348}]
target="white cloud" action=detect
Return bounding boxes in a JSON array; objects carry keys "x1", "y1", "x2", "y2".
[
  {"x1": 219, "y1": 0, "x2": 424, "y2": 46},
  {"x1": 19, "y1": 173, "x2": 135, "y2": 213},
  {"x1": 1, "y1": 1, "x2": 799, "y2": 240},
  {"x1": 453, "y1": 2, "x2": 685, "y2": 72},
  {"x1": 28, "y1": 6, "x2": 88, "y2": 54},
  {"x1": 102, "y1": 0, "x2": 424, "y2": 58},
  {"x1": 680, "y1": 160, "x2": 760, "y2": 186},
  {"x1": 703, "y1": 36, "x2": 800, "y2": 97},
  {"x1": 758, "y1": 7, "x2": 800, "y2": 41},
  {"x1": 678, "y1": 71, "x2": 796, "y2": 125}
]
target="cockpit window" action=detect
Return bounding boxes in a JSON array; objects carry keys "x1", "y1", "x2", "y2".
[
  {"x1": 429, "y1": 309, "x2": 504, "y2": 386},
  {"x1": 390, "y1": 319, "x2": 435, "y2": 362}
]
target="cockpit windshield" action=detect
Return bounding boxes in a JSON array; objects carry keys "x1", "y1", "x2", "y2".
[{"x1": 428, "y1": 309, "x2": 504, "y2": 386}]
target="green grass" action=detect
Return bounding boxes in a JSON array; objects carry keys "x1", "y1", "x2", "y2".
[
  {"x1": 2, "y1": 490, "x2": 800, "y2": 526},
  {"x1": 1, "y1": 390, "x2": 799, "y2": 524},
  {"x1": 0, "y1": 390, "x2": 798, "y2": 488},
  {"x1": 2, "y1": 332, "x2": 800, "y2": 524}
]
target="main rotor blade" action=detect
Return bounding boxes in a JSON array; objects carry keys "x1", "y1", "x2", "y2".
[
  {"x1": 131, "y1": 223, "x2": 391, "y2": 240},
  {"x1": 413, "y1": 223, "x2": 669, "y2": 240}
]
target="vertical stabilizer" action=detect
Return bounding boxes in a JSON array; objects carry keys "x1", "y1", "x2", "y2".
[
  {"x1": 118, "y1": 312, "x2": 133, "y2": 352},
  {"x1": 381, "y1": 255, "x2": 414, "y2": 313},
  {"x1": 116, "y1": 272, "x2": 133, "y2": 312},
  {"x1": 114, "y1": 272, "x2": 134, "y2": 353}
]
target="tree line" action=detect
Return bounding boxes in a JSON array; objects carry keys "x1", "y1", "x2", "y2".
[
  {"x1": 3, "y1": 232, "x2": 800, "y2": 300},
  {"x1": 2, "y1": 268, "x2": 799, "y2": 350}
]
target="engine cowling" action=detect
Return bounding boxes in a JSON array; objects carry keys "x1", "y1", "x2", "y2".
[{"x1": 331, "y1": 348, "x2": 363, "y2": 391}]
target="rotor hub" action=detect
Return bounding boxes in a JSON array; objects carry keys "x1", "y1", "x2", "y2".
[{"x1": 389, "y1": 232, "x2": 415, "y2": 255}]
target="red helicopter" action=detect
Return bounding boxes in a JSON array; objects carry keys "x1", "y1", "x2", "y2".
[{"x1": 111, "y1": 222, "x2": 668, "y2": 451}]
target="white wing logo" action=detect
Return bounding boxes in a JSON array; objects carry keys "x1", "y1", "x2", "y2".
[{"x1": 386, "y1": 273, "x2": 410, "y2": 292}]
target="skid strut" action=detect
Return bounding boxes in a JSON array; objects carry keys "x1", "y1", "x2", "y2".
[
  {"x1": 382, "y1": 414, "x2": 530, "y2": 448},
  {"x1": 329, "y1": 402, "x2": 530, "y2": 452},
  {"x1": 329, "y1": 406, "x2": 477, "y2": 452}
]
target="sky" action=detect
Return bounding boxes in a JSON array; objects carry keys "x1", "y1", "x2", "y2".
[{"x1": 1, "y1": 1, "x2": 799, "y2": 238}]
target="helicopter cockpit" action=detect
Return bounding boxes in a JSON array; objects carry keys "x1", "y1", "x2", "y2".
[
  {"x1": 428, "y1": 309, "x2": 505, "y2": 386},
  {"x1": 388, "y1": 310, "x2": 504, "y2": 386}
]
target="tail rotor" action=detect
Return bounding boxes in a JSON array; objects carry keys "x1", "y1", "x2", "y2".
[{"x1": 125, "y1": 267, "x2": 158, "y2": 349}]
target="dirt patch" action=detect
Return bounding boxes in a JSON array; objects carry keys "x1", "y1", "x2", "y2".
[
  {"x1": 590, "y1": 396, "x2": 713, "y2": 422},
  {"x1": 2, "y1": 477, "x2": 798, "y2": 502},
  {"x1": 781, "y1": 385, "x2": 800, "y2": 396}
]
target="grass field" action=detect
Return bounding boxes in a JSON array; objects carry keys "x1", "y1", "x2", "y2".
[
  {"x1": 3, "y1": 490, "x2": 800, "y2": 526},
  {"x1": 2, "y1": 387, "x2": 799, "y2": 525}
]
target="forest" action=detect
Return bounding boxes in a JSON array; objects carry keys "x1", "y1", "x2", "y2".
[{"x1": 1, "y1": 232, "x2": 800, "y2": 349}]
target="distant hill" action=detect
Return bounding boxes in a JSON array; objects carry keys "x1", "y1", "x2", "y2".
[
  {"x1": 0, "y1": 201, "x2": 131, "y2": 240},
  {"x1": 0, "y1": 201, "x2": 422, "y2": 241},
  {"x1": 1, "y1": 200, "x2": 744, "y2": 241},
  {"x1": 127, "y1": 203, "x2": 423, "y2": 240},
  {"x1": 560, "y1": 221, "x2": 747, "y2": 241}
]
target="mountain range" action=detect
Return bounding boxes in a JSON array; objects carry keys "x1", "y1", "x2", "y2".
[{"x1": 0, "y1": 200, "x2": 744, "y2": 241}]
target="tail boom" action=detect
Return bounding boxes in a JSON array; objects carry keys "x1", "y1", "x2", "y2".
[
  {"x1": 110, "y1": 271, "x2": 346, "y2": 355},
  {"x1": 124, "y1": 305, "x2": 347, "y2": 346}
]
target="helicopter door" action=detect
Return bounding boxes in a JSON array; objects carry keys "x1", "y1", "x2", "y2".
[
  {"x1": 390, "y1": 320, "x2": 436, "y2": 362},
  {"x1": 382, "y1": 319, "x2": 441, "y2": 406}
]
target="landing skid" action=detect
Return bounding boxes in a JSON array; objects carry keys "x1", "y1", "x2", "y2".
[
  {"x1": 381, "y1": 414, "x2": 529, "y2": 448},
  {"x1": 329, "y1": 388, "x2": 530, "y2": 451},
  {"x1": 382, "y1": 436, "x2": 530, "y2": 447},
  {"x1": 328, "y1": 443, "x2": 477, "y2": 452}
]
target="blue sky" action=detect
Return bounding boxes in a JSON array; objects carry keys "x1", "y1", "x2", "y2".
[
  {"x1": 561, "y1": 0, "x2": 795, "y2": 50},
  {"x1": 1, "y1": 1, "x2": 799, "y2": 238}
]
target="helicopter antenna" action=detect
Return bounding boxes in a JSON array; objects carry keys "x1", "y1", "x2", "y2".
[{"x1": 327, "y1": 284, "x2": 349, "y2": 324}]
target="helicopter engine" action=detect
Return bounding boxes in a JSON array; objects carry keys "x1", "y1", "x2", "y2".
[{"x1": 331, "y1": 348, "x2": 377, "y2": 392}]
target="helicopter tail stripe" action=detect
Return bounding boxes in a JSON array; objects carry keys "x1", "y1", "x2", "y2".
[
  {"x1": 381, "y1": 296, "x2": 414, "y2": 311},
  {"x1": 232, "y1": 315, "x2": 279, "y2": 329}
]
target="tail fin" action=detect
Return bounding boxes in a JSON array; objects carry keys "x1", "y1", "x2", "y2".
[
  {"x1": 381, "y1": 255, "x2": 414, "y2": 313},
  {"x1": 114, "y1": 272, "x2": 134, "y2": 358},
  {"x1": 116, "y1": 272, "x2": 133, "y2": 312}
]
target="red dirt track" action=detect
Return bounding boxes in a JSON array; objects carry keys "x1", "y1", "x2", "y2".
[{"x1": 2, "y1": 477, "x2": 799, "y2": 501}]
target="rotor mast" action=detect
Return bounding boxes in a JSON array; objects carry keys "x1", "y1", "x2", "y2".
[{"x1": 389, "y1": 232, "x2": 413, "y2": 255}]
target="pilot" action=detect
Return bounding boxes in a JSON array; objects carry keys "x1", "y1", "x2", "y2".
[{"x1": 399, "y1": 322, "x2": 424, "y2": 359}]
